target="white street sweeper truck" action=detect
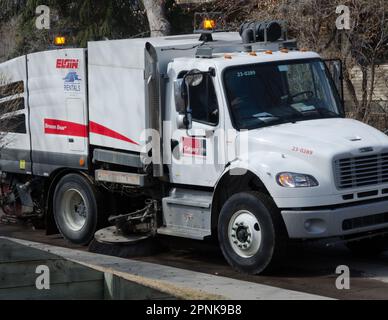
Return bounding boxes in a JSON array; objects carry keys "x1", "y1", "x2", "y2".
[{"x1": 1, "y1": 17, "x2": 388, "y2": 274}]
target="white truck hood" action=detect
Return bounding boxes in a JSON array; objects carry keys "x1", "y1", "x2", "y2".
[{"x1": 246, "y1": 118, "x2": 388, "y2": 159}]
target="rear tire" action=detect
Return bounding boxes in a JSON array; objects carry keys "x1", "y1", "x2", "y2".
[
  {"x1": 347, "y1": 236, "x2": 388, "y2": 257},
  {"x1": 218, "y1": 191, "x2": 287, "y2": 275},
  {"x1": 53, "y1": 173, "x2": 102, "y2": 245}
]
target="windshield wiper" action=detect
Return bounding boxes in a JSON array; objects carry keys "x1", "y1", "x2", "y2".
[
  {"x1": 240, "y1": 107, "x2": 340, "y2": 130},
  {"x1": 253, "y1": 114, "x2": 280, "y2": 121},
  {"x1": 297, "y1": 108, "x2": 340, "y2": 121},
  {"x1": 315, "y1": 108, "x2": 341, "y2": 118}
]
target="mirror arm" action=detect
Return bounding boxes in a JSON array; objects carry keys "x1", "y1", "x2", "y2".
[{"x1": 184, "y1": 87, "x2": 193, "y2": 130}]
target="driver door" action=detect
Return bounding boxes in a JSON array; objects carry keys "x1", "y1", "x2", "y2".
[{"x1": 169, "y1": 72, "x2": 225, "y2": 187}]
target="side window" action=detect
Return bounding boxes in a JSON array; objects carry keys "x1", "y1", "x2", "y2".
[
  {"x1": 0, "y1": 80, "x2": 26, "y2": 134},
  {"x1": 2, "y1": 114, "x2": 27, "y2": 134},
  {"x1": 189, "y1": 75, "x2": 219, "y2": 125},
  {"x1": 0, "y1": 81, "x2": 24, "y2": 99},
  {"x1": 178, "y1": 71, "x2": 219, "y2": 126},
  {"x1": 0, "y1": 97, "x2": 25, "y2": 113}
]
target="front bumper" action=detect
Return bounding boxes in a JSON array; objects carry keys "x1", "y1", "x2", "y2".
[{"x1": 281, "y1": 199, "x2": 388, "y2": 239}]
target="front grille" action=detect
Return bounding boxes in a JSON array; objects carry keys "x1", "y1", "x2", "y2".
[
  {"x1": 343, "y1": 212, "x2": 388, "y2": 230},
  {"x1": 334, "y1": 152, "x2": 388, "y2": 189}
]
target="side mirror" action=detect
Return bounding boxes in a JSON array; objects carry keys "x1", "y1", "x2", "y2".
[
  {"x1": 174, "y1": 79, "x2": 192, "y2": 130},
  {"x1": 174, "y1": 69, "x2": 208, "y2": 130},
  {"x1": 174, "y1": 79, "x2": 186, "y2": 114},
  {"x1": 185, "y1": 69, "x2": 203, "y2": 87}
]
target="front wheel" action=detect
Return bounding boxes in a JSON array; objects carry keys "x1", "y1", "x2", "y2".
[
  {"x1": 218, "y1": 192, "x2": 287, "y2": 274},
  {"x1": 53, "y1": 173, "x2": 102, "y2": 245}
]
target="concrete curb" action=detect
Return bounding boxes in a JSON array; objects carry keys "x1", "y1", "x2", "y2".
[
  {"x1": 78, "y1": 262, "x2": 224, "y2": 300},
  {"x1": 2, "y1": 237, "x2": 334, "y2": 300}
]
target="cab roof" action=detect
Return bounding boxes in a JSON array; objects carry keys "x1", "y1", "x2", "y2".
[{"x1": 172, "y1": 50, "x2": 321, "y2": 69}]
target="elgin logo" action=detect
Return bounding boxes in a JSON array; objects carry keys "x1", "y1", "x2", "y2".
[{"x1": 56, "y1": 59, "x2": 79, "y2": 69}]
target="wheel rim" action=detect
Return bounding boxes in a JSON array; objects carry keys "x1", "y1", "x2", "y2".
[
  {"x1": 61, "y1": 189, "x2": 88, "y2": 232},
  {"x1": 228, "y1": 210, "x2": 262, "y2": 258}
]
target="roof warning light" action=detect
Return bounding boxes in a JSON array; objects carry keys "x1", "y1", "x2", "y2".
[
  {"x1": 194, "y1": 12, "x2": 227, "y2": 42},
  {"x1": 54, "y1": 36, "x2": 66, "y2": 46},
  {"x1": 203, "y1": 19, "x2": 216, "y2": 31}
]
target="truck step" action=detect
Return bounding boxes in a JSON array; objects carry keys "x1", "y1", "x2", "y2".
[
  {"x1": 95, "y1": 170, "x2": 148, "y2": 186},
  {"x1": 159, "y1": 188, "x2": 212, "y2": 240},
  {"x1": 157, "y1": 226, "x2": 211, "y2": 241}
]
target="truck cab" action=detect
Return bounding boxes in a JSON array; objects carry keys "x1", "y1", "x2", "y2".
[{"x1": 162, "y1": 47, "x2": 388, "y2": 273}]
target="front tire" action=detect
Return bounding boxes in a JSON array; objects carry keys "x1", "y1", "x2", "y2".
[
  {"x1": 218, "y1": 191, "x2": 287, "y2": 274},
  {"x1": 53, "y1": 173, "x2": 102, "y2": 245}
]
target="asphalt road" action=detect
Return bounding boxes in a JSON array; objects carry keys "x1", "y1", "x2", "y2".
[{"x1": 1, "y1": 220, "x2": 387, "y2": 300}]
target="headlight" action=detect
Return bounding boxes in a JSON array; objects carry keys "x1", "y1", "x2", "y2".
[{"x1": 276, "y1": 172, "x2": 319, "y2": 188}]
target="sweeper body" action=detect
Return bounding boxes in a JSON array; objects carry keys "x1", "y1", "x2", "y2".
[{"x1": 1, "y1": 21, "x2": 388, "y2": 274}]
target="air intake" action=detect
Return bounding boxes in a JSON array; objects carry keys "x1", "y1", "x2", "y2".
[{"x1": 240, "y1": 21, "x2": 284, "y2": 44}]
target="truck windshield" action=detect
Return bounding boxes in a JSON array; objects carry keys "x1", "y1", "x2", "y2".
[{"x1": 223, "y1": 59, "x2": 343, "y2": 130}]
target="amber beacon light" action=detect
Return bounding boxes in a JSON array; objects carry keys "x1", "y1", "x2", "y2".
[
  {"x1": 54, "y1": 36, "x2": 66, "y2": 46},
  {"x1": 203, "y1": 19, "x2": 216, "y2": 30}
]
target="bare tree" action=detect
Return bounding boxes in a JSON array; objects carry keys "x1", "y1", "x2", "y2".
[
  {"x1": 0, "y1": 3, "x2": 20, "y2": 63},
  {"x1": 341, "y1": 0, "x2": 388, "y2": 124},
  {"x1": 142, "y1": 0, "x2": 171, "y2": 36},
  {"x1": 249, "y1": 0, "x2": 388, "y2": 127}
]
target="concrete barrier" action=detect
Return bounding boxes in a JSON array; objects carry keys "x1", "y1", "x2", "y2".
[
  {"x1": 0, "y1": 238, "x2": 175, "y2": 300},
  {"x1": 1, "y1": 237, "x2": 332, "y2": 300}
]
